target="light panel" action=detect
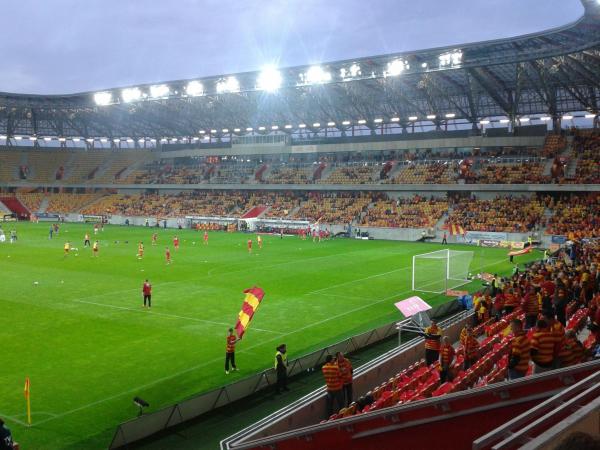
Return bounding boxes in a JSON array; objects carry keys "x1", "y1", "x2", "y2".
[
  {"x1": 94, "y1": 91, "x2": 112, "y2": 106},
  {"x1": 122, "y1": 87, "x2": 142, "y2": 103},
  {"x1": 185, "y1": 80, "x2": 204, "y2": 97},
  {"x1": 257, "y1": 66, "x2": 283, "y2": 92},
  {"x1": 149, "y1": 84, "x2": 170, "y2": 98}
]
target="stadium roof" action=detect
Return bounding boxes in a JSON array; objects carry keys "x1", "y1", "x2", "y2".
[{"x1": 0, "y1": 0, "x2": 599, "y2": 143}]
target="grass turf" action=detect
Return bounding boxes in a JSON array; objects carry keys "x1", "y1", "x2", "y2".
[{"x1": 0, "y1": 222, "x2": 539, "y2": 449}]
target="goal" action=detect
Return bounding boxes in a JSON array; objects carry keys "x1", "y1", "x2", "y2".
[{"x1": 412, "y1": 249, "x2": 474, "y2": 294}]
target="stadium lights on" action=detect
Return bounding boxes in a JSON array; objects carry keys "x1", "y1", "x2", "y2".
[
  {"x1": 185, "y1": 80, "x2": 204, "y2": 97},
  {"x1": 585, "y1": 113, "x2": 596, "y2": 119},
  {"x1": 149, "y1": 84, "x2": 170, "y2": 98},
  {"x1": 138, "y1": 138, "x2": 145, "y2": 143},
  {"x1": 44, "y1": 137, "x2": 52, "y2": 141},
  {"x1": 86, "y1": 138, "x2": 94, "y2": 143},
  {"x1": 122, "y1": 87, "x2": 142, "y2": 103},
  {"x1": 73, "y1": 138, "x2": 81, "y2": 142},
  {"x1": 373, "y1": 118, "x2": 383, "y2": 123},
  {"x1": 233, "y1": 128, "x2": 241, "y2": 133},
  {"x1": 303, "y1": 66, "x2": 331, "y2": 84},
  {"x1": 126, "y1": 138, "x2": 134, "y2": 143},
  {"x1": 222, "y1": 128, "x2": 229, "y2": 133},
  {"x1": 14, "y1": 136, "x2": 22, "y2": 140},
  {"x1": 500, "y1": 119, "x2": 510, "y2": 123},
  {"x1": 357, "y1": 119, "x2": 367, "y2": 124},
  {"x1": 445, "y1": 113, "x2": 456, "y2": 118},
  {"x1": 210, "y1": 129, "x2": 217, "y2": 133},
  {"x1": 409, "y1": 116, "x2": 418, "y2": 121},
  {"x1": 172, "y1": 138, "x2": 178, "y2": 142},
  {"x1": 520, "y1": 117, "x2": 530, "y2": 122},
  {"x1": 284, "y1": 124, "x2": 293, "y2": 129},
  {"x1": 216, "y1": 76, "x2": 240, "y2": 94},
  {"x1": 271, "y1": 125, "x2": 279, "y2": 130},
  {"x1": 298, "y1": 123, "x2": 307, "y2": 128},
  {"x1": 342, "y1": 120, "x2": 351, "y2": 125},
  {"x1": 562, "y1": 115, "x2": 574, "y2": 120},
  {"x1": 391, "y1": 117, "x2": 400, "y2": 122},
  {"x1": 386, "y1": 59, "x2": 407, "y2": 77},
  {"x1": 29, "y1": 136, "x2": 37, "y2": 141},
  {"x1": 199, "y1": 130, "x2": 206, "y2": 134},
  {"x1": 480, "y1": 120, "x2": 490, "y2": 125},
  {"x1": 421, "y1": 62, "x2": 428, "y2": 69},
  {"x1": 327, "y1": 121, "x2": 336, "y2": 127},
  {"x1": 258, "y1": 126, "x2": 266, "y2": 131},
  {"x1": 540, "y1": 117, "x2": 551, "y2": 121},
  {"x1": 150, "y1": 138, "x2": 157, "y2": 143},
  {"x1": 257, "y1": 66, "x2": 283, "y2": 92},
  {"x1": 0, "y1": 135, "x2": 5, "y2": 140},
  {"x1": 312, "y1": 122, "x2": 321, "y2": 128},
  {"x1": 94, "y1": 91, "x2": 112, "y2": 106},
  {"x1": 340, "y1": 63, "x2": 361, "y2": 80},
  {"x1": 246, "y1": 127, "x2": 253, "y2": 132},
  {"x1": 113, "y1": 138, "x2": 120, "y2": 143},
  {"x1": 427, "y1": 114, "x2": 436, "y2": 120},
  {"x1": 58, "y1": 137, "x2": 66, "y2": 142}
]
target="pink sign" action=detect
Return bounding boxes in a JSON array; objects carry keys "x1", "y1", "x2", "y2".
[{"x1": 394, "y1": 296, "x2": 432, "y2": 317}]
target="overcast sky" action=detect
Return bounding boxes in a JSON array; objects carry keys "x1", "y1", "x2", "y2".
[{"x1": 0, "y1": 0, "x2": 584, "y2": 95}]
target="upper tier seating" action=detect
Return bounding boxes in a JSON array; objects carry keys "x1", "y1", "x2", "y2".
[{"x1": 362, "y1": 195, "x2": 448, "y2": 228}]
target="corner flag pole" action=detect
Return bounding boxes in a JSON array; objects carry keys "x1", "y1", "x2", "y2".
[{"x1": 24, "y1": 377, "x2": 31, "y2": 426}]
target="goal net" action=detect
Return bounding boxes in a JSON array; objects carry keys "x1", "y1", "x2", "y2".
[{"x1": 412, "y1": 249, "x2": 474, "y2": 294}]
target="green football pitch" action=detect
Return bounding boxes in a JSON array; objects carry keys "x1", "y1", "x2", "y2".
[{"x1": 0, "y1": 222, "x2": 539, "y2": 449}]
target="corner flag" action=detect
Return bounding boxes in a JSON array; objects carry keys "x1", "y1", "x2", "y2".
[
  {"x1": 24, "y1": 377, "x2": 31, "y2": 425},
  {"x1": 234, "y1": 287, "x2": 265, "y2": 339}
]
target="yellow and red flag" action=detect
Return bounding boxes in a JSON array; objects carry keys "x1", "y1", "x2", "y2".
[
  {"x1": 24, "y1": 377, "x2": 30, "y2": 398},
  {"x1": 450, "y1": 224, "x2": 466, "y2": 236},
  {"x1": 234, "y1": 287, "x2": 265, "y2": 339}
]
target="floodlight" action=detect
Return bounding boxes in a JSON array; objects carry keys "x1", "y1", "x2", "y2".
[
  {"x1": 0, "y1": 135, "x2": 5, "y2": 140},
  {"x1": 150, "y1": 139, "x2": 157, "y2": 143},
  {"x1": 172, "y1": 138, "x2": 178, "y2": 142},
  {"x1": 14, "y1": 136, "x2": 22, "y2": 140},
  {"x1": 421, "y1": 62, "x2": 428, "y2": 68},
  {"x1": 246, "y1": 127, "x2": 253, "y2": 132},
  {"x1": 298, "y1": 123, "x2": 306, "y2": 128},
  {"x1": 540, "y1": 117, "x2": 551, "y2": 121},
  {"x1": 439, "y1": 50, "x2": 463, "y2": 67},
  {"x1": 386, "y1": 59, "x2": 406, "y2": 76},
  {"x1": 284, "y1": 124, "x2": 293, "y2": 129},
  {"x1": 160, "y1": 138, "x2": 168, "y2": 143},
  {"x1": 113, "y1": 138, "x2": 120, "y2": 143},
  {"x1": 258, "y1": 126, "x2": 266, "y2": 131},
  {"x1": 122, "y1": 87, "x2": 142, "y2": 103},
  {"x1": 94, "y1": 91, "x2": 112, "y2": 106},
  {"x1": 257, "y1": 66, "x2": 283, "y2": 92},
  {"x1": 222, "y1": 128, "x2": 229, "y2": 133},
  {"x1": 271, "y1": 125, "x2": 279, "y2": 130},
  {"x1": 500, "y1": 119, "x2": 510, "y2": 124},
  {"x1": 327, "y1": 121, "x2": 335, "y2": 127},
  {"x1": 357, "y1": 119, "x2": 367, "y2": 124},
  {"x1": 73, "y1": 138, "x2": 81, "y2": 142},
  {"x1": 186, "y1": 80, "x2": 204, "y2": 97},
  {"x1": 86, "y1": 138, "x2": 94, "y2": 143},
  {"x1": 44, "y1": 137, "x2": 52, "y2": 141},
  {"x1": 585, "y1": 114, "x2": 596, "y2": 119},
  {"x1": 427, "y1": 114, "x2": 436, "y2": 120},
  {"x1": 391, "y1": 117, "x2": 400, "y2": 122},
  {"x1": 408, "y1": 116, "x2": 418, "y2": 121},
  {"x1": 480, "y1": 120, "x2": 490, "y2": 125},
  {"x1": 342, "y1": 120, "x2": 351, "y2": 125},
  {"x1": 210, "y1": 129, "x2": 217, "y2": 133},
  {"x1": 562, "y1": 115, "x2": 573, "y2": 120},
  {"x1": 149, "y1": 84, "x2": 170, "y2": 98},
  {"x1": 216, "y1": 76, "x2": 240, "y2": 94},
  {"x1": 445, "y1": 113, "x2": 456, "y2": 119},
  {"x1": 29, "y1": 136, "x2": 37, "y2": 141},
  {"x1": 58, "y1": 137, "x2": 66, "y2": 142},
  {"x1": 138, "y1": 138, "x2": 145, "y2": 143},
  {"x1": 312, "y1": 122, "x2": 321, "y2": 128},
  {"x1": 520, "y1": 117, "x2": 530, "y2": 122},
  {"x1": 304, "y1": 66, "x2": 331, "y2": 84},
  {"x1": 199, "y1": 130, "x2": 206, "y2": 134},
  {"x1": 234, "y1": 128, "x2": 241, "y2": 132},
  {"x1": 373, "y1": 118, "x2": 383, "y2": 124},
  {"x1": 126, "y1": 138, "x2": 134, "y2": 143}
]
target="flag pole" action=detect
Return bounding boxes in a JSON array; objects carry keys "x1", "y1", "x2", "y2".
[{"x1": 24, "y1": 377, "x2": 31, "y2": 426}]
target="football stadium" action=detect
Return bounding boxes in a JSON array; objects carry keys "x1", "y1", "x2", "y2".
[{"x1": 1, "y1": 1, "x2": 599, "y2": 449}]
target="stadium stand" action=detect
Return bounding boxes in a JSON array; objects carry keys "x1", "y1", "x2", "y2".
[
  {"x1": 361, "y1": 195, "x2": 448, "y2": 228},
  {"x1": 292, "y1": 192, "x2": 371, "y2": 223},
  {"x1": 385, "y1": 162, "x2": 456, "y2": 184},
  {"x1": 545, "y1": 194, "x2": 600, "y2": 238}
]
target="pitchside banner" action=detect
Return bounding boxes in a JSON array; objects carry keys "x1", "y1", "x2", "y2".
[
  {"x1": 394, "y1": 296, "x2": 432, "y2": 317},
  {"x1": 552, "y1": 235, "x2": 567, "y2": 244},
  {"x1": 464, "y1": 231, "x2": 509, "y2": 242}
]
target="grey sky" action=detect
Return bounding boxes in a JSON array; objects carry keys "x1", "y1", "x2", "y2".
[{"x1": 0, "y1": 0, "x2": 584, "y2": 95}]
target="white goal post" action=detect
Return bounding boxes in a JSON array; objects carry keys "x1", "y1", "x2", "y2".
[{"x1": 412, "y1": 249, "x2": 474, "y2": 294}]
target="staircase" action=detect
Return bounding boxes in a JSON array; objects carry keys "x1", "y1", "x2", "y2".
[
  {"x1": 38, "y1": 197, "x2": 50, "y2": 214},
  {"x1": 241, "y1": 206, "x2": 268, "y2": 219},
  {"x1": 0, "y1": 200, "x2": 11, "y2": 215},
  {"x1": 565, "y1": 157, "x2": 579, "y2": 178}
]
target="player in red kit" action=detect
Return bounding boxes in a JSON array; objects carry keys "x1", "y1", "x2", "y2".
[
  {"x1": 152, "y1": 233, "x2": 158, "y2": 246},
  {"x1": 173, "y1": 236, "x2": 180, "y2": 251},
  {"x1": 142, "y1": 279, "x2": 152, "y2": 308},
  {"x1": 247, "y1": 239, "x2": 252, "y2": 254},
  {"x1": 204, "y1": 231, "x2": 209, "y2": 245},
  {"x1": 165, "y1": 246, "x2": 171, "y2": 265}
]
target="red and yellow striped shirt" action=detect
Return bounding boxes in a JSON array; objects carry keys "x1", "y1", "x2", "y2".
[
  {"x1": 559, "y1": 336, "x2": 583, "y2": 367},
  {"x1": 226, "y1": 335, "x2": 236, "y2": 353},
  {"x1": 337, "y1": 357, "x2": 353, "y2": 385},
  {"x1": 440, "y1": 344, "x2": 455, "y2": 367},
  {"x1": 424, "y1": 325, "x2": 442, "y2": 351},
  {"x1": 531, "y1": 329, "x2": 559, "y2": 366},
  {"x1": 464, "y1": 335, "x2": 479, "y2": 360},
  {"x1": 510, "y1": 332, "x2": 531, "y2": 373},
  {"x1": 322, "y1": 362, "x2": 343, "y2": 391}
]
